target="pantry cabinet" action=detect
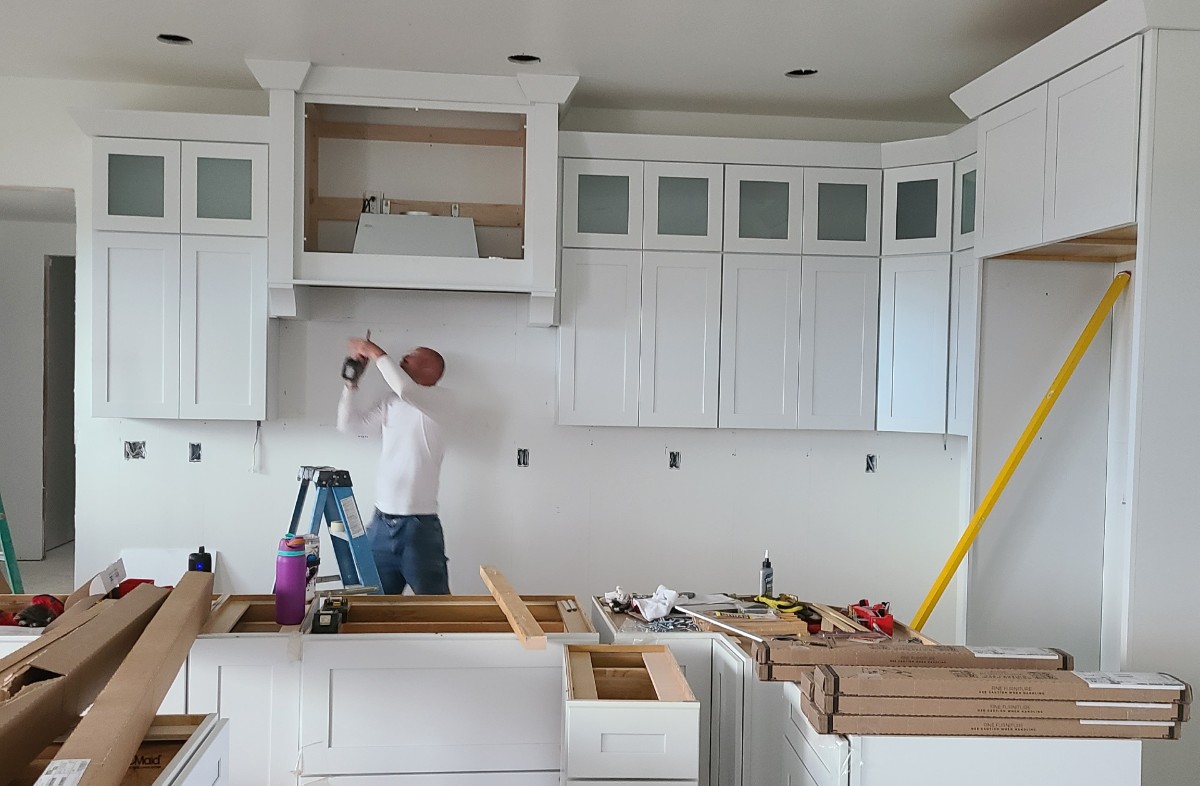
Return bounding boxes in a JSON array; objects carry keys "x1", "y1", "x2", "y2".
[
  {"x1": 562, "y1": 158, "x2": 644, "y2": 249},
  {"x1": 976, "y1": 86, "x2": 1048, "y2": 257},
  {"x1": 802, "y1": 168, "x2": 882, "y2": 256},
  {"x1": 876, "y1": 254, "x2": 951, "y2": 434},
  {"x1": 92, "y1": 232, "x2": 267, "y2": 420},
  {"x1": 723, "y1": 165, "x2": 805, "y2": 254},
  {"x1": 882, "y1": 162, "x2": 954, "y2": 256},
  {"x1": 643, "y1": 161, "x2": 724, "y2": 251}
]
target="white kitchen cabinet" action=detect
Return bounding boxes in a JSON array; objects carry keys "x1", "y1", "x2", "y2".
[
  {"x1": 93, "y1": 232, "x2": 267, "y2": 420},
  {"x1": 643, "y1": 161, "x2": 724, "y2": 251},
  {"x1": 798, "y1": 256, "x2": 879, "y2": 431},
  {"x1": 876, "y1": 254, "x2": 951, "y2": 434},
  {"x1": 557, "y1": 248, "x2": 642, "y2": 427},
  {"x1": 952, "y1": 154, "x2": 977, "y2": 252},
  {"x1": 94, "y1": 137, "x2": 267, "y2": 236},
  {"x1": 188, "y1": 636, "x2": 302, "y2": 786},
  {"x1": 718, "y1": 253, "x2": 801, "y2": 430},
  {"x1": 882, "y1": 162, "x2": 953, "y2": 256},
  {"x1": 710, "y1": 636, "x2": 749, "y2": 786},
  {"x1": 802, "y1": 168, "x2": 882, "y2": 256},
  {"x1": 301, "y1": 776, "x2": 559, "y2": 785},
  {"x1": 639, "y1": 251, "x2": 722, "y2": 428},
  {"x1": 782, "y1": 732, "x2": 819, "y2": 786},
  {"x1": 156, "y1": 714, "x2": 231, "y2": 786},
  {"x1": 179, "y1": 235, "x2": 268, "y2": 420},
  {"x1": 563, "y1": 158, "x2": 644, "y2": 249},
  {"x1": 1043, "y1": 36, "x2": 1141, "y2": 245},
  {"x1": 723, "y1": 165, "x2": 805, "y2": 254},
  {"x1": 947, "y1": 251, "x2": 981, "y2": 437},
  {"x1": 976, "y1": 85, "x2": 1049, "y2": 257}
]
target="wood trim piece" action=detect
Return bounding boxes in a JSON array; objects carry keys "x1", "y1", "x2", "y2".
[
  {"x1": 336, "y1": 621, "x2": 566, "y2": 634},
  {"x1": 568, "y1": 651, "x2": 599, "y2": 700},
  {"x1": 312, "y1": 196, "x2": 523, "y2": 228},
  {"x1": 479, "y1": 565, "x2": 547, "y2": 650},
  {"x1": 305, "y1": 105, "x2": 320, "y2": 252},
  {"x1": 808, "y1": 602, "x2": 871, "y2": 632},
  {"x1": 641, "y1": 650, "x2": 694, "y2": 702},
  {"x1": 316, "y1": 120, "x2": 525, "y2": 148},
  {"x1": 202, "y1": 600, "x2": 250, "y2": 635}
]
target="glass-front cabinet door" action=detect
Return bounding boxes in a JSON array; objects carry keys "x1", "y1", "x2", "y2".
[
  {"x1": 181, "y1": 142, "x2": 268, "y2": 236},
  {"x1": 882, "y1": 162, "x2": 953, "y2": 255},
  {"x1": 802, "y1": 168, "x2": 882, "y2": 256},
  {"x1": 562, "y1": 158, "x2": 644, "y2": 249},
  {"x1": 642, "y1": 162, "x2": 723, "y2": 251},
  {"x1": 953, "y1": 154, "x2": 977, "y2": 251},
  {"x1": 93, "y1": 138, "x2": 181, "y2": 233},
  {"x1": 723, "y1": 165, "x2": 805, "y2": 254}
]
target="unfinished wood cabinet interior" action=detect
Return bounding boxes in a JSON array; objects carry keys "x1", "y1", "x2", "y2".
[{"x1": 303, "y1": 103, "x2": 526, "y2": 260}]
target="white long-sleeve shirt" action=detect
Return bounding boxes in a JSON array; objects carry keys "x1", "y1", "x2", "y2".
[{"x1": 336, "y1": 354, "x2": 447, "y2": 516}]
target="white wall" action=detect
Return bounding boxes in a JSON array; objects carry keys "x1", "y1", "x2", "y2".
[
  {"x1": 0, "y1": 75, "x2": 964, "y2": 642},
  {"x1": 0, "y1": 219, "x2": 75, "y2": 560}
]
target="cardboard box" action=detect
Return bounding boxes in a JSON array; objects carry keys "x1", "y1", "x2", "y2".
[
  {"x1": 814, "y1": 665, "x2": 1192, "y2": 704},
  {"x1": 45, "y1": 571, "x2": 214, "y2": 786},
  {"x1": 0, "y1": 584, "x2": 169, "y2": 778},
  {"x1": 813, "y1": 693, "x2": 1188, "y2": 722},
  {"x1": 754, "y1": 638, "x2": 1073, "y2": 670},
  {"x1": 799, "y1": 692, "x2": 1181, "y2": 739}
]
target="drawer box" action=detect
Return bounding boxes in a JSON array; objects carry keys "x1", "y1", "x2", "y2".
[{"x1": 564, "y1": 644, "x2": 699, "y2": 781}]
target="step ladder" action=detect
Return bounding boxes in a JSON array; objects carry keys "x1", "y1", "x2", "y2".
[
  {"x1": 0, "y1": 489, "x2": 24, "y2": 593},
  {"x1": 289, "y1": 466, "x2": 382, "y2": 595}
]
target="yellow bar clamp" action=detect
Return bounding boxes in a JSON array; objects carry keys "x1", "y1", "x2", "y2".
[{"x1": 911, "y1": 270, "x2": 1131, "y2": 631}]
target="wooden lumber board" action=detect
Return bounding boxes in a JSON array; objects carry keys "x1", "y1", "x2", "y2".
[
  {"x1": 558, "y1": 598, "x2": 593, "y2": 633},
  {"x1": 312, "y1": 196, "x2": 523, "y2": 228},
  {"x1": 808, "y1": 602, "x2": 871, "y2": 632},
  {"x1": 641, "y1": 650, "x2": 695, "y2": 702},
  {"x1": 337, "y1": 621, "x2": 566, "y2": 634},
  {"x1": 567, "y1": 650, "x2": 599, "y2": 700},
  {"x1": 202, "y1": 600, "x2": 251, "y2": 635},
  {"x1": 479, "y1": 565, "x2": 547, "y2": 650},
  {"x1": 315, "y1": 120, "x2": 525, "y2": 148}
]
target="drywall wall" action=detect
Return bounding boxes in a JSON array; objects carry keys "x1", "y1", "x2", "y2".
[
  {"x1": 0, "y1": 74, "x2": 963, "y2": 642},
  {"x1": 0, "y1": 220, "x2": 75, "y2": 560}
]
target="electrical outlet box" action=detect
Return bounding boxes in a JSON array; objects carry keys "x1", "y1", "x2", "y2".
[
  {"x1": 189, "y1": 443, "x2": 202, "y2": 463},
  {"x1": 124, "y1": 441, "x2": 146, "y2": 460},
  {"x1": 362, "y1": 191, "x2": 385, "y2": 214}
]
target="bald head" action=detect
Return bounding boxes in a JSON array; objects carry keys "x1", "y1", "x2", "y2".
[{"x1": 400, "y1": 347, "x2": 445, "y2": 386}]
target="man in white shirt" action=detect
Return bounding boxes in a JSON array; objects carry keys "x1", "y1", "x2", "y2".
[{"x1": 337, "y1": 337, "x2": 450, "y2": 594}]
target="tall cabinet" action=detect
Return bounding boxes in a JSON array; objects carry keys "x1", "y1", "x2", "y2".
[{"x1": 88, "y1": 129, "x2": 269, "y2": 419}]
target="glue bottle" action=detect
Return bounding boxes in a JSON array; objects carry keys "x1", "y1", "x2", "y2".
[
  {"x1": 275, "y1": 535, "x2": 307, "y2": 625},
  {"x1": 759, "y1": 550, "x2": 774, "y2": 597}
]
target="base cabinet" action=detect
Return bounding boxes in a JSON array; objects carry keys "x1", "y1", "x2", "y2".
[{"x1": 300, "y1": 776, "x2": 559, "y2": 785}]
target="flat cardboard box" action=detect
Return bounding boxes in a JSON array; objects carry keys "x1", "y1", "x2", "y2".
[
  {"x1": 814, "y1": 665, "x2": 1192, "y2": 705},
  {"x1": 813, "y1": 693, "x2": 1188, "y2": 722},
  {"x1": 46, "y1": 571, "x2": 214, "y2": 786},
  {"x1": 755, "y1": 638, "x2": 1072, "y2": 670},
  {"x1": 0, "y1": 584, "x2": 169, "y2": 778},
  {"x1": 799, "y1": 693, "x2": 1181, "y2": 739}
]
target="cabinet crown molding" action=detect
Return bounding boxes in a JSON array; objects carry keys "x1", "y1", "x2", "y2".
[{"x1": 246, "y1": 59, "x2": 312, "y2": 91}]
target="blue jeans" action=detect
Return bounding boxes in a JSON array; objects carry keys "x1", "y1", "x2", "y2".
[{"x1": 367, "y1": 510, "x2": 450, "y2": 595}]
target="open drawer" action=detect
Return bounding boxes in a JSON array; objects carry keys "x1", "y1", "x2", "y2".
[{"x1": 563, "y1": 644, "x2": 699, "y2": 782}]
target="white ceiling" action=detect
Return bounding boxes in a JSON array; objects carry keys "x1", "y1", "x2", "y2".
[{"x1": 0, "y1": 1, "x2": 1105, "y2": 222}]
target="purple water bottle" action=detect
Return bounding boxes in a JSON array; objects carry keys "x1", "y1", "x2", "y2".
[{"x1": 275, "y1": 534, "x2": 307, "y2": 625}]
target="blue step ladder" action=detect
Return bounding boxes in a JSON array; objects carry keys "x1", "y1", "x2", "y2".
[
  {"x1": 289, "y1": 466, "x2": 382, "y2": 594},
  {"x1": 0, "y1": 489, "x2": 23, "y2": 593}
]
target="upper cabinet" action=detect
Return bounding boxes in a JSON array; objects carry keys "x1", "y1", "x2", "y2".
[
  {"x1": 723, "y1": 165, "x2": 805, "y2": 254},
  {"x1": 802, "y1": 168, "x2": 882, "y2": 256},
  {"x1": 643, "y1": 162, "x2": 724, "y2": 251},
  {"x1": 94, "y1": 138, "x2": 267, "y2": 236},
  {"x1": 882, "y1": 162, "x2": 954, "y2": 256},
  {"x1": 562, "y1": 158, "x2": 644, "y2": 249},
  {"x1": 953, "y1": 154, "x2": 977, "y2": 251},
  {"x1": 976, "y1": 37, "x2": 1141, "y2": 258}
]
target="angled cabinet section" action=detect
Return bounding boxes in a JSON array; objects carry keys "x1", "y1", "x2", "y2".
[
  {"x1": 179, "y1": 236, "x2": 268, "y2": 420},
  {"x1": 882, "y1": 162, "x2": 953, "y2": 256},
  {"x1": 1043, "y1": 36, "x2": 1141, "y2": 245},
  {"x1": 723, "y1": 165, "x2": 805, "y2": 254},
  {"x1": 718, "y1": 254, "x2": 802, "y2": 430},
  {"x1": 93, "y1": 138, "x2": 182, "y2": 233},
  {"x1": 562, "y1": 158, "x2": 644, "y2": 249},
  {"x1": 947, "y1": 251, "x2": 981, "y2": 437},
  {"x1": 180, "y1": 141, "x2": 269, "y2": 237},
  {"x1": 876, "y1": 254, "x2": 951, "y2": 434},
  {"x1": 802, "y1": 168, "x2": 882, "y2": 256},
  {"x1": 92, "y1": 232, "x2": 181, "y2": 418},
  {"x1": 953, "y1": 154, "x2": 978, "y2": 252},
  {"x1": 643, "y1": 161, "x2": 724, "y2": 251},
  {"x1": 557, "y1": 248, "x2": 641, "y2": 426},
  {"x1": 798, "y1": 256, "x2": 880, "y2": 431},
  {"x1": 640, "y1": 251, "x2": 722, "y2": 428},
  {"x1": 976, "y1": 84, "x2": 1049, "y2": 257}
]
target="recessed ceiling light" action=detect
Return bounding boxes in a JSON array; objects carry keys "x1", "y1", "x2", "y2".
[
  {"x1": 785, "y1": 68, "x2": 819, "y2": 78},
  {"x1": 508, "y1": 54, "x2": 542, "y2": 64},
  {"x1": 156, "y1": 33, "x2": 193, "y2": 45}
]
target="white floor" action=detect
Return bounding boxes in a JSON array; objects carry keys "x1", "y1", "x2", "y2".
[{"x1": 14, "y1": 540, "x2": 74, "y2": 595}]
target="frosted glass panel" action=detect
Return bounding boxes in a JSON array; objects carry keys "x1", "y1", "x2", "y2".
[
  {"x1": 895, "y1": 178, "x2": 939, "y2": 240},
  {"x1": 196, "y1": 157, "x2": 254, "y2": 220},
  {"x1": 817, "y1": 182, "x2": 868, "y2": 242},
  {"x1": 960, "y1": 170, "x2": 977, "y2": 235},
  {"x1": 578, "y1": 174, "x2": 630, "y2": 235},
  {"x1": 108, "y1": 154, "x2": 165, "y2": 218},
  {"x1": 739, "y1": 180, "x2": 790, "y2": 240},
  {"x1": 657, "y1": 176, "x2": 709, "y2": 236}
]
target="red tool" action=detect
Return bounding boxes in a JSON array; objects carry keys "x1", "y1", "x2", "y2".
[{"x1": 849, "y1": 599, "x2": 893, "y2": 636}]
